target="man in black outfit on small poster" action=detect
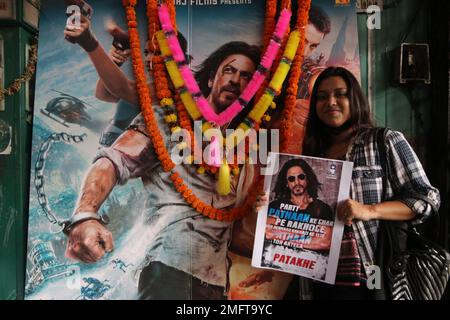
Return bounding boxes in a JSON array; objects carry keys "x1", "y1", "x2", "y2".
[{"x1": 268, "y1": 158, "x2": 333, "y2": 251}]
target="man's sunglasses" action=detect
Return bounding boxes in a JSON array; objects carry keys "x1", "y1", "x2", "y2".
[{"x1": 287, "y1": 174, "x2": 306, "y2": 183}]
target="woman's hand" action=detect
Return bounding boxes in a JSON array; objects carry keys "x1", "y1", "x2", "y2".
[{"x1": 337, "y1": 199, "x2": 376, "y2": 225}]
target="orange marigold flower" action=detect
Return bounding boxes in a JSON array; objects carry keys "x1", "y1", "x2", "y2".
[
  {"x1": 187, "y1": 195, "x2": 196, "y2": 204},
  {"x1": 182, "y1": 190, "x2": 192, "y2": 200},
  {"x1": 197, "y1": 202, "x2": 205, "y2": 212},
  {"x1": 123, "y1": 1, "x2": 137, "y2": 7},
  {"x1": 192, "y1": 199, "x2": 201, "y2": 209}
]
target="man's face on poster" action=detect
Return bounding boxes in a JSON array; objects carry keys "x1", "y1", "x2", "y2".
[
  {"x1": 303, "y1": 23, "x2": 326, "y2": 58},
  {"x1": 208, "y1": 54, "x2": 255, "y2": 113},
  {"x1": 286, "y1": 166, "x2": 308, "y2": 197}
]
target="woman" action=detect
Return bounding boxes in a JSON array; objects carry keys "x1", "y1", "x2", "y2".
[
  {"x1": 254, "y1": 66, "x2": 440, "y2": 300},
  {"x1": 302, "y1": 66, "x2": 440, "y2": 299}
]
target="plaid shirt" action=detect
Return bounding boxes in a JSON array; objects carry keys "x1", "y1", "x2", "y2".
[
  {"x1": 299, "y1": 128, "x2": 440, "y2": 299},
  {"x1": 346, "y1": 128, "x2": 440, "y2": 276}
]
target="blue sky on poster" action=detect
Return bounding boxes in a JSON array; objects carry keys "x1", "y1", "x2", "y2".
[
  {"x1": 35, "y1": 1, "x2": 136, "y2": 133},
  {"x1": 34, "y1": 1, "x2": 265, "y2": 123}
]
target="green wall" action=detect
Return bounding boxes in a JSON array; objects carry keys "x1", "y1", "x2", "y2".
[
  {"x1": 0, "y1": 26, "x2": 34, "y2": 300},
  {"x1": 357, "y1": 0, "x2": 448, "y2": 252},
  {"x1": 357, "y1": 0, "x2": 431, "y2": 163}
]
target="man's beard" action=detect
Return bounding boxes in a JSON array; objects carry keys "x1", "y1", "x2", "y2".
[
  {"x1": 213, "y1": 97, "x2": 232, "y2": 113},
  {"x1": 213, "y1": 85, "x2": 240, "y2": 113},
  {"x1": 291, "y1": 185, "x2": 305, "y2": 196}
]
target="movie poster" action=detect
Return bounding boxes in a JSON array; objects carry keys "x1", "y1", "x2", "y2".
[
  {"x1": 228, "y1": 0, "x2": 360, "y2": 299},
  {"x1": 25, "y1": 0, "x2": 360, "y2": 300},
  {"x1": 252, "y1": 152, "x2": 353, "y2": 284},
  {"x1": 25, "y1": 0, "x2": 265, "y2": 300}
]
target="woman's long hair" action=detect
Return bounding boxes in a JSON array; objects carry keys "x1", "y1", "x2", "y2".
[{"x1": 302, "y1": 67, "x2": 375, "y2": 157}]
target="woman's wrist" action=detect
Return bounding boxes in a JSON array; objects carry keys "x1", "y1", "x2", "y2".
[
  {"x1": 367, "y1": 204, "x2": 379, "y2": 220},
  {"x1": 368, "y1": 200, "x2": 416, "y2": 221}
]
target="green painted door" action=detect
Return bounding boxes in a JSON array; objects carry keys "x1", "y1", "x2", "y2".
[{"x1": 0, "y1": 26, "x2": 35, "y2": 300}]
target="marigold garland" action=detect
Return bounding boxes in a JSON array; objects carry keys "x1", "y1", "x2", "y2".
[
  {"x1": 158, "y1": 0, "x2": 301, "y2": 173},
  {"x1": 228, "y1": 30, "x2": 301, "y2": 148},
  {"x1": 146, "y1": 0, "x2": 159, "y2": 52},
  {"x1": 272, "y1": 0, "x2": 292, "y2": 84},
  {"x1": 261, "y1": 0, "x2": 277, "y2": 53},
  {"x1": 157, "y1": 30, "x2": 202, "y2": 120},
  {"x1": 123, "y1": 0, "x2": 257, "y2": 221},
  {"x1": 123, "y1": 0, "x2": 308, "y2": 221},
  {"x1": 159, "y1": 3, "x2": 292, "y2": 126},
  {"x1": 255, "y1": 0, "x2": 277, "y2": 104},
  {"x1": 123, "y1": 1, "x2": 174, "y2": 173},
  {"x1": 146, "y1": 2, "x2": 183, "y2": 139},
  {"x1": 157, "y1": 2, "x2": 291, "y2": 194},
  {"x1": 158, "y1": 20, "x2": 299, "y2": 151},
  {"x1": 156, "y1": 1, "x2": 277, "y2": 164},
  {"x1": 122, "y1": 0, "x2": 137, "y2": 6},
  {"x1": 157, "y1": 29, "x2": 220, "y2": 175},
  {"x1": 281, "y1": 0, "x2": 311, "y2": 152},
  {"x1": 157, "y1": 34, "x2": 221, "y2": 123},
  {"x1": 0, "y1": 44, "x2": 38, "y2": 101}
]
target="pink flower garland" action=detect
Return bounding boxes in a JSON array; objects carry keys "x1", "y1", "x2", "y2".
[{"x1": 158, "y1": 3, "x2": 291, "y2": 126}]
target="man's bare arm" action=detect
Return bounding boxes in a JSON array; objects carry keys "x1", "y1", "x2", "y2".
[
  {"x1": 66, "y1": 157, "x2": 117, "y2": 263},
  {"x1": 74, "y1": 157, "x2": 117, "y2": 214},
  {"x1": 94, "y1": 47, "x2": 132, "y2": 103},
  {"x1": 87, "y1": 46, "x2": 138, "y2": 105},
  {"x1": 64, "y1": 16, "x2": 138, "y2": 105},
  {"x1": 67, "y1": 129, "x2": 150, "y2": 263},
  {"x1": 95, "y1": 78, "x2": 119, "y2": 103},
  {"x1": 74, "y1": 129, "x2": 150, "y2": 213}
]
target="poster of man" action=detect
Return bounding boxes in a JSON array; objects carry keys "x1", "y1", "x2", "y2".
[
  {"x1": 252, "y1": 152, "x2": 353, "y2": 284},
  {"x1": 24, "y1": 0, "x2": 361, "y2": 300},
  {"x1": 24, "y1": 0, "x2": 265, "y2": 300}
]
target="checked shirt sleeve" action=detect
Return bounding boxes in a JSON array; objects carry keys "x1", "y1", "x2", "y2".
[{"x1": 385, "y1": 130, "x2": 440, "y2": 224}]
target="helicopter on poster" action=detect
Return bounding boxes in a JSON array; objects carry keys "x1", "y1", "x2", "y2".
[{"x1": 40, "y1": 90, "x2": 97, "y2": 128}]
